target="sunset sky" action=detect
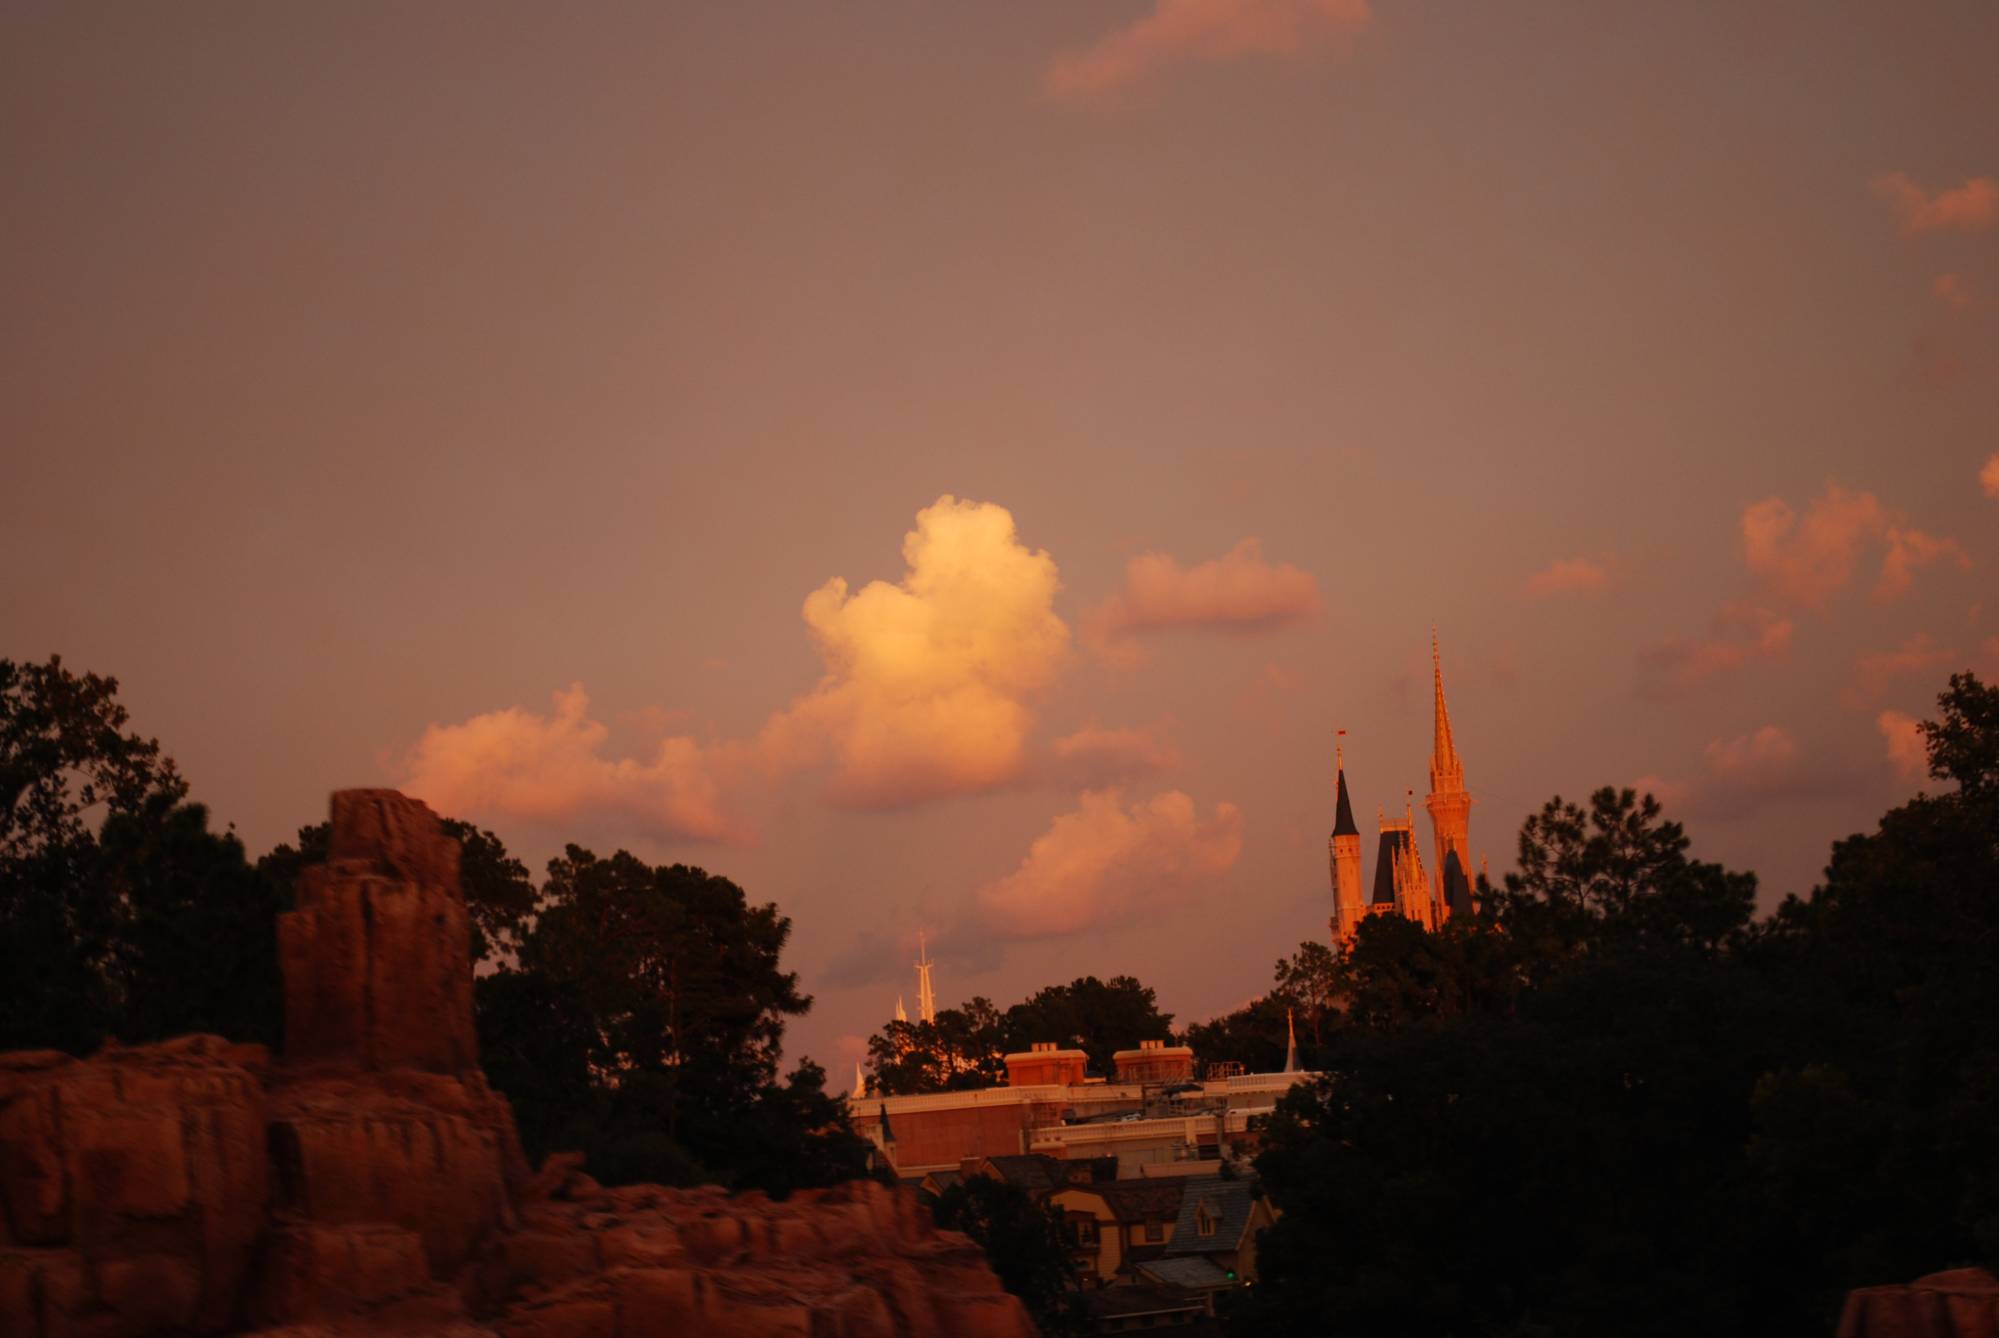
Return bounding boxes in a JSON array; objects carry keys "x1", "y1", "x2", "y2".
[{"x1": 5, "y1": 1, "x2": 1996, "y2": 1075}]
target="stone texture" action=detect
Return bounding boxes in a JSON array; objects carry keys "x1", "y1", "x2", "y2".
[
  {"x1": 1839, "y1": 1268, "x2": 1999, "y2": 1338},
  {"x1": 0, "y1": 788, "x2": 1035, "y2": 1338},
  {"x1": 278, "y1": 791, "x2": 477, "y2": 1075}
]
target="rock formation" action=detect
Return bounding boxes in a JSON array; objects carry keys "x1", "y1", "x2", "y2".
[
  {"x1": 1837, "y1": 1268, "x2": 1999, "y2": 1338},
  {"x1": 0, "y1": 789, "x2": 1035, "y2": 1337}
]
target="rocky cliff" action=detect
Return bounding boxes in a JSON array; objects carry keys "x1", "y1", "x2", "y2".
[{"x1": 0, "y1": 789, "x2": 1034, "y2": 1337}]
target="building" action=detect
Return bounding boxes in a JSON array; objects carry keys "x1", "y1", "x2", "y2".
[
  {"x1": 850, "y1": 1045, "x2": 1311, "y2": 1180},
  {"x1": 1331, "y1": 633, "x2": 1479, "y2": 943}
]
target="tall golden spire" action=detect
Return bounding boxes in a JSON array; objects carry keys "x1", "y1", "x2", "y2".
[{"x1": 1430, "y1": 627, "x2": 1463, "y2": 790}]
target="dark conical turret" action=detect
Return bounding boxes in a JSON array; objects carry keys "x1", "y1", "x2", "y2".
[{"x1": 1333, "y1": 765, "x2": 1359, "y2": 838}]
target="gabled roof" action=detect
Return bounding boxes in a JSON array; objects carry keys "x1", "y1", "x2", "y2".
[
  {"x1": 972, "y1": 1153, "x2": 1063, "y2": 1194},
  {"x1": 1166, "y1": 1177, "x2": 1260, "y2": 1256},
  {"x1": 1138, "y1": 1256, "x2": 1235, "y2": 1290},
  {"x1": 1095, "y1": 1179, "x2": 1186, "y2": 1222}
]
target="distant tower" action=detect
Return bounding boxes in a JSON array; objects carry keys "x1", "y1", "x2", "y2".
[
  {"x1": 1329, "y1": 732, "x2": 1367, "y2": 945},
  {"x1": 854, "y1": 1060, "x2": 867, "y2": 1098},
  {"x1": 895, "y1": 996, "x2": 908, "y2": 1025},
  {"x1": 1283, "y1": 1008, "x2": 1299, "y2": 1074},
  {"x1": 914, "y1": 932, "x2": 936, "y2": 1025},
  {"x1": 1384, "y1": 793, "x2": 1433, "y2": 929},
  {"x1": 1424, "y1": 632, "x2": 1474, "y2": 924}
]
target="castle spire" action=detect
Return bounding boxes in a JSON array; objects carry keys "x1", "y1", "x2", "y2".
[
  {"x1": 1424, "y1": 630, "x2": 1473, "y2": 924},
  {"x1": 1332, "y1": 729, "x2": 1358, "y2": 837},
  {"x1": 1430, "y1": 628, "x2": 1462, "y2": 789},
  {"x1": 914, "y1": 932, "x2": 936, "y2": 1024}
]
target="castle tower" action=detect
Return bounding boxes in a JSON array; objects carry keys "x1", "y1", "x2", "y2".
[
  {"x1": 1424, "y1": 632, "x2": 1474, "y2": 924},
  {"x1": 1328, "y1": 732, "x2": 1367, "y2": 944},
  {"x1": 914, "y1": 932, "x2": 936, "y2": 1024},
  {"x1": 1370, "y1": 803, "x2": 1432, "y2": 930}
]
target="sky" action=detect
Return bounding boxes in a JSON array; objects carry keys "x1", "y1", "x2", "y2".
[{"x1": 5, "y1": 1, "x2": 1997, "y2": 1078}]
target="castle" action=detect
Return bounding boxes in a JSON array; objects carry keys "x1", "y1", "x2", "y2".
[{"x1": 1330, "y1": 634, "x2": 1477, "y2": 943}]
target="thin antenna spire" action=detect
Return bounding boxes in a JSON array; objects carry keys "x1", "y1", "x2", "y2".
[{"x1": 914, "y1": 932, "x2": 936, "y2": 1024}]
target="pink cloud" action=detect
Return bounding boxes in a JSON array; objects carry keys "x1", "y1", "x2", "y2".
[
  {"x1": 1042, "y1": 721, "x2": 1183, "y2": 787},
  {"x1": 759, "y1": 496, "x2": 1072, "y2": 808},
  {"x1": 399, "y1": 683, "x2": 748, "y2": 844},
  {"x1": 1702, "y1": 726, "x2": 1801, "y2": 793},
  {"x1": 1933, "y1": 273, "x2": 1974, "y2": 310},
  {"x1": 1982, "y1": 453, "x2": 1999, "y2": 501},
  {"x1": 1847, "y1": 633, "x2": 1958, "y2": 706},
  {"x1": 1870, "y1": 172, "x2": 1999, "y2": 236},
  {"x1": 1742, "y1": 482, "x2": 1966, "y2": 605},
  {"x1": 1043, "y1": 0, "x2": 1372, "y2": 102},
  {"x1": 1636, "y1": 724, "x2": 1825, "y2": 817},
  {"x1": 1877, "y1": 710, "x2": 1928, "y2": 783},
  {"x1": 1741, "y1": 484, "x2": 1887, "y2": 605},
  {"x1": 1631, "y1": 774, "x2": 1696, "y2": 814},
  {"x1": 1877, "y1": 528, "x2": 1971, "y2": 601},
  {"x1": 1524, "y1": 556, "x2": 1613, "y2": 598},
  {"x1": 1084, "y1": 538, "x2": 1320, "y2": 666},
  {"x1": 976, "y1": 789, "x2": 1243, "y2": 939},
  {"x1": 1637, "y1": 602, "x2": 1794, "y2": 695}
]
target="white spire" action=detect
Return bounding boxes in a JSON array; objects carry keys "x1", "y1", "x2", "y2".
[
  {"x1": 854, "y1": 1060, "x2": 867, "y2": 1098},
  {"x1": 1284, "y1": 1007, "x2": 1299, "y2": 1073},
  {"x1": 915, "y1": 931, "x2": 936, "y2": 1024},
  {"x1": 895, "y1": 995, "x2": 907, "y2": 1024}
]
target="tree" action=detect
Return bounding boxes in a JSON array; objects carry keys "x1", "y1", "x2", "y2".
[
  {"x1": 1272, "y1": 940, "x2": 1341, "y2": 1047},
  {"x1": 865, "y1": 975, "x2": 1176, "y2": 1094},
  {"x1": 0, "y1": 655, "x2": 281, "y2": 1053},
  {"x1": 481, "y1": 846, "x2": 870, "y2": 1195},
  {"x1": 1003, "y1": 976, "x2": 1174, "y2": 1076},
  {"x1": 867, "y1": 996, "x2": 1007, "y2": 1096},
  {"x1": 930, "y1": 1175, "x2": 1083, "y2": 1336},
  {"x1": 1182, "y1": 994, "x2": 1291, "y2": 1075}
]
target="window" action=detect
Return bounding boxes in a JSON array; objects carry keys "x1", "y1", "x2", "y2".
[
  {"x1": 1197, "y1": 1206, "x2": 1217, "y2": 1238},
  {"x1": 1145, "y1": 1218, "x2": 1165, "y2": 1243},
  {"x1": 1073, "y1": 1217, "x2": 1098, "y2": 1247}
]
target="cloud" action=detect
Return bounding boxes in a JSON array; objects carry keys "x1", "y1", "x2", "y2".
[
  {"x1": 758, "y1": 496, "x2": 1071, "y2": 808},
  {"x1": 1982, "y1": 453, "x2": 1999, "y2": 501},
  {"x1": 1933, "y1": 273, "x2": 1974, "y2": 310},
  {"x1": 1043, "y1": 0, "x2": 1371, "y2": 102},
  {"x1": 1877, "y1": 528, "x2": 1971, "y2": 601},
  {"x1": 1741, "y1": 484, "x2": 1887, "y2": 605},
  {"x1": 1877, "y1": 710, "x2": 1928, "y2": 782},
  {"x1": 1742, "y1": 482, "x2": 1967, "y2": 605},
  {"x1": 1637, "y1": 602, "x2": 1794, "y2": 695},
  {"x1": 399, "y1": 683, "x2": 747, "y2": 844},
  {"x1": 975, "y1": 789, "x2": 1243, "y2": 939},
  {"x1": 1083, "y1": 538, "x2": 1320, "y2": 666},
  {"x1": 1631, "y1": 774, "x2": 1696, "y2": 814},
  {"x1": 1870, "y1": 172, "x2": 1999, "y2": 236},
  {"x1": 1637, "y1": 725, "x2": 1831, "y2": 818},
  {"x1": 1042, "y1": 721, "x2": 1183, "y2": 787},
  {"x1": 1702, "y1": 726, "x2": 1801, "y2": 794},
  {"x1": 1523, "y1": 557, "x2": 1612, "y2": 598},
  {"x1": 1847, "y1": 633, "x2": 1958, "y2": 706}
]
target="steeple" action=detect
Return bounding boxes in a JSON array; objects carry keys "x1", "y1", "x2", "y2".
[
  {"x1": 914, "y1": 932, "x2": 936, "y2": 1025},
  {"x1": 1283, "y1": 1008, "x2": 1299, "y2": 1073},
  {"x1": 1424, "y1": 630, "x2": 1473, "y2": 924},
  {"x1": 1332, "y1": 732, "x2": 1358, "y2": 838},
  {"x1": 854, "y1": 1060, "x2": 867, "y2": 1098},
  {"x1": 1429, "y1": 628, "x2": 1463, "y2": 793},
  {"x1": 1329, "y1": 729, "x2": 1366, "y2": 944},
  {"x1": 895, "y1": 996, "x2": 908, "y2": 1025}
]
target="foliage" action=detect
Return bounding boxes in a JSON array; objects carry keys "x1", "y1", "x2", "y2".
[
  {"x1": 1237, "y1": 675, "x2": 1999, "y2": 1337},
  {"x1": 0, "y1": 655, "x2": 281, "y2": 1052},
  {"x1": 480, "y1": 846, "x2": 872, "y2": 1196},
  {"x1": 865, "y1": 974, "x2": 1174, "y2": 1094},
  {"x1": 929, "y1": 1175, "x2": 1083, "y2": 1336}
]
